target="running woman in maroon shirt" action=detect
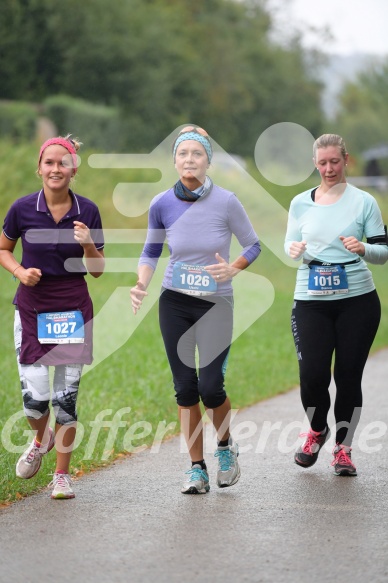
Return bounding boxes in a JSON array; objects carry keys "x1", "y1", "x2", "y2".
[{"x1": 0, "y1": 135, "x2": 105, "y2": 499}]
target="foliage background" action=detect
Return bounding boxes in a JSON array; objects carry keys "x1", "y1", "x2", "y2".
[
  {"x1": 0, "y1": 0, "x2": 326, "y2": 155},
  {"x1": 2, "y1": 0, "x2": 388, "y2": 160}
]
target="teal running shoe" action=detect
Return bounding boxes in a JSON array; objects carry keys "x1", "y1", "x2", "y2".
[
  {"x1": 181, "y1": 464, "x2": 210, "y2": 494},
  {"x1": 215, "y1": 441, "x2": 240, "y2": 488}
]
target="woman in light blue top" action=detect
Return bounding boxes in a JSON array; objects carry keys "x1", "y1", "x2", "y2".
[
  {"x1": 131, "y1": 126, "x2": 260, "y2": 494},
  {"x1": 285, "y1": 133, "x2": 388, "y2": 476}
]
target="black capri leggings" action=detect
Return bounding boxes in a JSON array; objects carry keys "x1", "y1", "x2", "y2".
[
  {"x1": 159, "y1": 288, "x2": 233, "y2": 408},
  {"x1": 291, "y1": 290, "x2": 381, "y2": 445}
]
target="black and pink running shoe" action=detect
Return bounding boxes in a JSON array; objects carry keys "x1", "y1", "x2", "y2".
[
  {"x1": 294, "y1": 427, "x2": 330, "y2": 468},
  {"x1": 332, "y1": 444, "x2": 357, "y2": 476}
]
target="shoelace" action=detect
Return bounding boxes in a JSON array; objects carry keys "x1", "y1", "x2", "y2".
[
  {"x1": 26, "y1": 434, "x2": 53, "y2": 462},
  {"x1": 299, "y1": 431, "x2": 322, "y2": 454},
  {"x1": 26, "y1": 445, "x2": 41, "y2": 463},
  {"x1": 332, "y1": 447, "x2": 354, "y2": 468},
  {"x1": 186, "y1": 467, "x2": 207, "y2": 482},
  {"x1": 214, "y1": 449, "x2": 234, "y2": 471},
  {"x1": 49, "y1": 473, "x2": 73, "y2": 489}
]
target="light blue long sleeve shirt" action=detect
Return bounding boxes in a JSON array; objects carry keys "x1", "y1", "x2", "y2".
[{"x1": 284, "y1": 183, "x2": 388, "y2": 300}]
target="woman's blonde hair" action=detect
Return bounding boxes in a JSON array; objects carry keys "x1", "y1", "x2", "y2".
[
  {"x1": 62, "y1": 134, "x2": 82, "y2": 152},
  {"x1": 313, "y1": 134, "x2": 347, "y2": 161}
]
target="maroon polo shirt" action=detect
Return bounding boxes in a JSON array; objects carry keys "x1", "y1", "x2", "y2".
[
  {"x1": 3, "y1": 189, "x2": 104, "y2": 276},
  {"x1": 2, "y1": 189, "x2": 104, "y2": 365}
]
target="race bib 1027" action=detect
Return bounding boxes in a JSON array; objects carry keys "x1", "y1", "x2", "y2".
[{"x1": 37, "y1": 310, "x2": 85, "y2": 344}]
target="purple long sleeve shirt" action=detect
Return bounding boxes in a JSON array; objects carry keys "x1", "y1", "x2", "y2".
[{"x1": 139, "y1": 183, "x2": 260, "y2": 295}]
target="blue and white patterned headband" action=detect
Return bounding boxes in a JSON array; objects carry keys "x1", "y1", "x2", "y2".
[{"x1": 173, "y1": 131, "x2": 213, "y2": 163}]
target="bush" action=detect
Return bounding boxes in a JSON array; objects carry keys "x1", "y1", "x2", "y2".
[
  {"x1": 43, "y1": 95, "x2": 126, "y2": 152},
  {"x1": 0, "y1": 101, "x2": 38, "y2": 142}
]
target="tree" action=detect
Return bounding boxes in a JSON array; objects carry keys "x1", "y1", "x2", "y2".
[
  {"x1": 0, "y1": 0, "x2": 60, "y2": 100},
  {"x1": 0, "y1": 0, "x2": 325, "y2": 154},
  {"x1": 335, "y1": 59, "x2": 388, "y2": 153}
]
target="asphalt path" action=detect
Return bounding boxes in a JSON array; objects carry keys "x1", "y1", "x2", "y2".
[{"x1": 1, "y1": 349, "x2": 388, "y2": 583}]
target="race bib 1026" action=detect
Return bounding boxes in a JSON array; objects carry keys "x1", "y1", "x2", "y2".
[{"x1": 172, "y1": 262, "x2": 217, "y2": 296}]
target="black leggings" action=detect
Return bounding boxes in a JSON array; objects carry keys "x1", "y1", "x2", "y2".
[
  {"x1": 291, "y1": 290, "x2": 381, "y2": 445},
  {"x1": 159, "y1": 289, "x2": 233, "y2": 408}
]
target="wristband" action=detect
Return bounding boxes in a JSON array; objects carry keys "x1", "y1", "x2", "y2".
[{"x1": 12, "y1": 265, "x2": 22, "y2": 280}]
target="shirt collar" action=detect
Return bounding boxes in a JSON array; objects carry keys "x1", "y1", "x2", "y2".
[{"x1": 36, "y1": 189, "x2": 80, "y2": 218}]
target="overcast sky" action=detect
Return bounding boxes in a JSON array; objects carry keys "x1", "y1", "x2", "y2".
[{"x1": 268, "y1": 0, "x2": 388, "y2": 56}]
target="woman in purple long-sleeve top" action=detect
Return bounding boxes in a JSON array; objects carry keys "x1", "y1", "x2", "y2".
[{"x1": 131, "y1": 126, "x2": 260, "y2": 494}]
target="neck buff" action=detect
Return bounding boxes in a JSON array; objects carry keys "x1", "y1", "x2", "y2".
[
  {"x1": 173, "y1": 132, "x2": 213, "y2": 163},
  {"x1": 174, "y1": 175, "x2": 213, "y2": 201},
  {"x1": 38, "y1": 138, "x2": 78, "y2": 174}
]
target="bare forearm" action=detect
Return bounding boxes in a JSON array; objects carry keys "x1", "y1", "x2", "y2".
[
  {"x1": 229, "y1": 255, "x2": 250, "y2": 276},
  {"x1": 0, "y1": 249, "x2": 21, "y2": 275},
  {"x1": 136, "y1": 264, "x2": 155, "y2": 289},
  {"x1": 130, "y1": 264, "x2": 154, "y2": 315},
  {"x1": 83, "y1": 244, "x2": 105, "y2": 278}
]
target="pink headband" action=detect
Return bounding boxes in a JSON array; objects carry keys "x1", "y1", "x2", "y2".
[{"x1": 39, "y1": 138, "x2": 78, "y2": 174}]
